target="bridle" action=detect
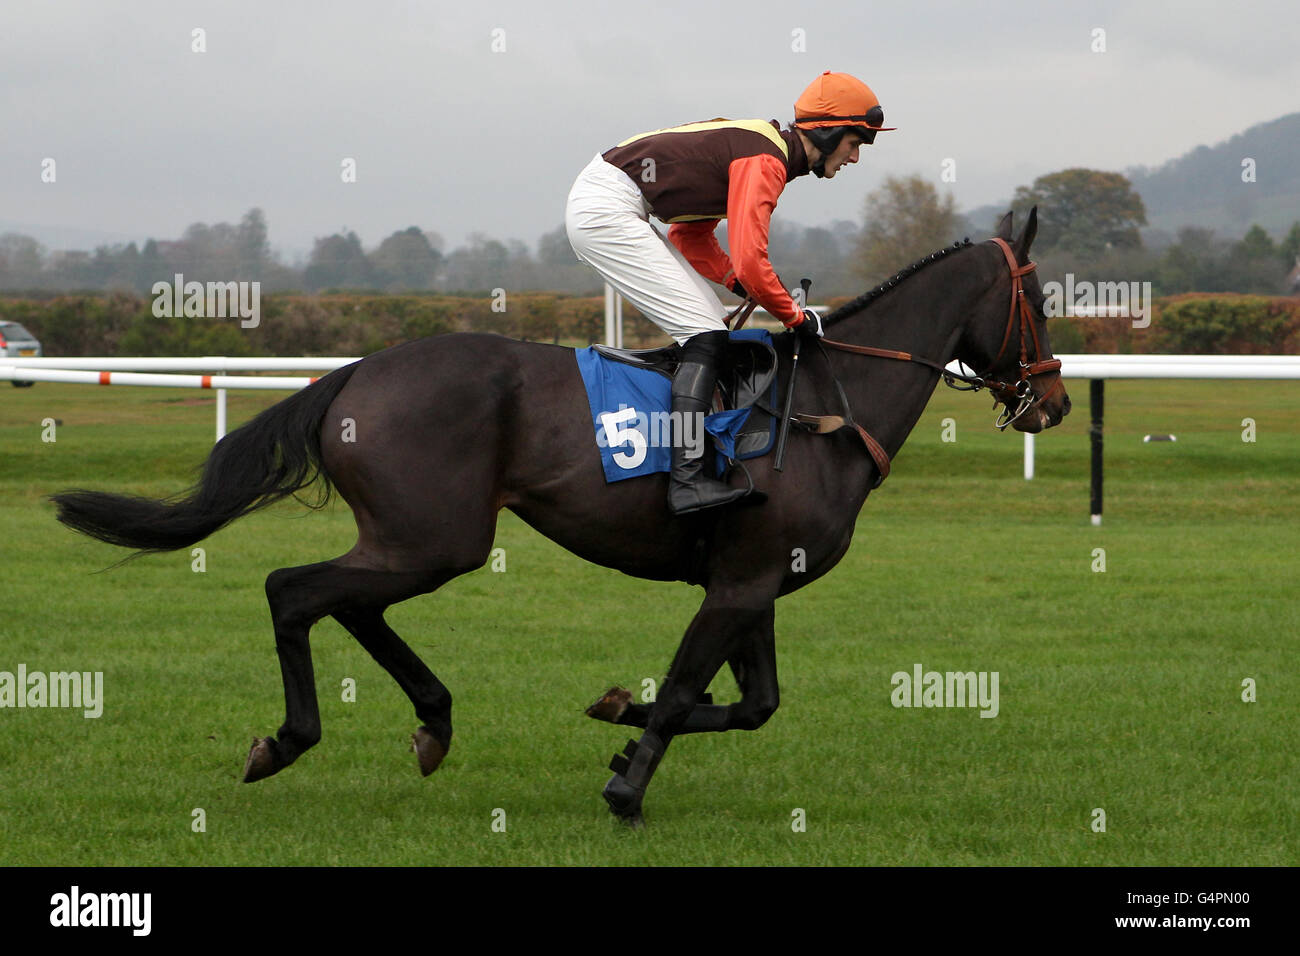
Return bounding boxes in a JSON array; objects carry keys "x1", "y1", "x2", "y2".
[
  {"x1": 814, "y1": 237, "x2": 1063, "y2": 430},
  {"x1": 721, "y1": 237, "x2": 1066, "y2": 489}
]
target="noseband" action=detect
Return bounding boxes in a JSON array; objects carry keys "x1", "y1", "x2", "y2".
[
  {"x1": 818, "y1": 237, "x2": 1063, "y2": 430},
  {"x1": 981, "y1": 237, "x2": 1063, "y2": 429}
]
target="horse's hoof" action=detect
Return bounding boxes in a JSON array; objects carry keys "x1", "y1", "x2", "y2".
[
  {"x1": 586, "y1": 686, "x2": 632, "y2": 723},
  {"x1": 412, "y1": 727, "x2": 449, "y2": 776},
  {"x1": 242, "y1": 736, "x2": 279, "y2": 783},
  {"x1": 602, "y1": 774, "x2": 645, "y2": 826}
]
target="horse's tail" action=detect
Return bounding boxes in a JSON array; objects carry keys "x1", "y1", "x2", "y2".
[{"x1": 52, "y1": 362, "x2": 361, "y2": 555}]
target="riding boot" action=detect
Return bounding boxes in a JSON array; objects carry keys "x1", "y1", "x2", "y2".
[{"x1": 668, "y1": 330, "x2": 754, "y2": 515}]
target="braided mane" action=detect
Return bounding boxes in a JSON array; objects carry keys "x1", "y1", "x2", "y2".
[{"x1": 824, "y1": 237, "x2": 975, "y2": 326}]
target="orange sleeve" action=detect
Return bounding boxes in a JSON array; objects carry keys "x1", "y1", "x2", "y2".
[
  {"x1": 726, "y1": 154, "x2": 800, "y2": 324},
  {"x1": 667, "y1": 220, "x2": 737, "y2": 288}
]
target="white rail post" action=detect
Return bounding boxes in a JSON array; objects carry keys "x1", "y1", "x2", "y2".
[
  {"x1": 212, "y1": 357, "x2": 228, "y2": 443},
  {"x1": 604, "y1": 284, "x2": 616, "y2": 346},
  {"x1": 1024, "y1": 432, "x2": 1035, "y2": 480},
  {"x1": 216, "y1": 389, "x2": 227, "y2": 442},
  {"x1": 603, "y1": 283, "x2": 625, "y2": 348}
]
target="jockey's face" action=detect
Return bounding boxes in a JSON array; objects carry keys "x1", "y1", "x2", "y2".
[{"x1": 819, "y1": 132, "x2": 865, "y2": 179}]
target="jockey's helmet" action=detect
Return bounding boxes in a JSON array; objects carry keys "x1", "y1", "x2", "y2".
[{"x1": 793, "y1": 71, "x2": 895, "y2": 175}]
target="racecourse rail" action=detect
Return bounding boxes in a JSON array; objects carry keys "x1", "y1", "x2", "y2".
[{"x1": 4, "y1": 353, "x2": 1299, "y2": 525}]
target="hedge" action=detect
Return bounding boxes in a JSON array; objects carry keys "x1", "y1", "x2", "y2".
[{"x1": 5, "y1": 291, "x2": 1298, "y2": 358}]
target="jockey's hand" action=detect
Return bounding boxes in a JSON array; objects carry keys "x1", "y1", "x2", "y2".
[
  {"x1": 728, "y1": 277, "x2": 747, "y2": 298},
  {"x1": 793, "y1": 307, "x2": 824, "y2": 339}
]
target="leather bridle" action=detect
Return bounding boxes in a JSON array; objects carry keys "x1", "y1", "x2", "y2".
[{"x1": 817, "y1": 237, "x2": 1064, "y2": 431}]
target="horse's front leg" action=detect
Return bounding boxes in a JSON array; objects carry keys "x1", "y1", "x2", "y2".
[
  {"x1": 601, "y1": 587, "x2": 776, "y2": 825},
  {"x1": 587, "y1": 604, "x2": 778, "y2": 734}
]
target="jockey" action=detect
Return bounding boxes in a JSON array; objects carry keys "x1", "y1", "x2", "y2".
[{"x1": 565, "y1": 71, "x2": 893, "y2": 514}]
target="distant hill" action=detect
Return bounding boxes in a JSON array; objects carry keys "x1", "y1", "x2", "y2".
[
  {"x1": 962, "y1": 113, "x2": 1300, "y2": 246},
  {"x1": 1126, "y1": 112, "x2": 1300, "y2": 240}
]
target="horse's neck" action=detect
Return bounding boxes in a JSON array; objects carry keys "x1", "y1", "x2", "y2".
[{"x1": 824, "y1": 260, "x2": 982, "y2": 460}]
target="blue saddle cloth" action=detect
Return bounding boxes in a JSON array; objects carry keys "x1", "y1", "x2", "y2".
[{"x1": 574, "y1": 329, "x2": 776, "y2": 483}]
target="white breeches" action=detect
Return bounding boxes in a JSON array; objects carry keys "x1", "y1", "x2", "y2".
[{"x1": 565, "y1": 153, "x2": 728, "y2": 345}]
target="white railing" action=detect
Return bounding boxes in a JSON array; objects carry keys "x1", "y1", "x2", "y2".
[
  {"x1": 1, "y1": 356, "x2": 357, "y2": 441},
  {"x1": 4, "y1": 355, "x2": 1298, "y2": 476},
  {"x1": 980, "y1": 355, "x2": 1300, "y2": 482},
  {"x1": 2, "y1": 357, "x2": 358, "y2": 371}
]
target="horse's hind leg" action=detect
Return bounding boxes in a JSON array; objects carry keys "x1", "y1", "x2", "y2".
[
  {"x1": 588, "y1": 605, "x2": 778, "y2": 735},
  {"x1": 243, "y1": 561, "x2": 473, "y2": 783},
  {"x1": 243, "y1": 562, "x2": 323, "y2": 781},
  {"x1": 332, "y1": 607, "x2": 453, "y2": 775}
]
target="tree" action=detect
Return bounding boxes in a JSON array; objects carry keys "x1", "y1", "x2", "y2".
[
  {"x1": 137, "y1": 239, "x2": 166, "y2": 294},
  {"x1": 1236, "y1": 224, "x2": 1275, "y2": 260},
  {"x1": 235, "y1": 208, "x2": 270, "y2": 278},
  {"x1": 1012, "y1": 169, "x2": 1146, "y2": 259},
  {"x1": 537, "y1": 225, "x2": 577, "y2": 268},
  {"x1": 1224, "y1": 224, "x2": 1286, "y2": 293},
  {"x1": 855, "y1": 175, "x2": 961, "y2": 284},
  {"x1": 0, "y1": 234, "x2": 46, "y2": 283},
  {"x1": 1156, "y1": 227, "x2": 1224, "y2": 293},
  {"x1": 799, "y1": 226, "x2": 840, "y2": 263},
  {"x1": 303, "y1": 231, "x2": 376, "y2": 291},
  {"x1": 441, "y1": 233, "x2": 512, "y2": 293},
  {"x1": 1279, "y1": 221, "x2": 1300, "y2": 267},
  {"x1": 369, "y1": 226, "x2": 442, "y2": 291}
]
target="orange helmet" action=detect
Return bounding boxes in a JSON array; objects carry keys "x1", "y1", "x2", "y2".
[
  {"x1": 793, "y1": 72, "x2": 894, "y2": 177},
  {"x1": 794, "y1": 71, "x2": 894, "y2": 146}
]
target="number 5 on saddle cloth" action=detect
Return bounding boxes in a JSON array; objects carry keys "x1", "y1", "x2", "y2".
[{"x1": 574, "y1": 329, "x2": 780, "y2": 484}]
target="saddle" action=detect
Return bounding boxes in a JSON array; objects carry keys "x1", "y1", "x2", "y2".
[
  {"x1": 593, "y1": 331, "x2": 779, "y2": 461},
  {"x1": 581, "y1": 330, "x2": 891, "y2": 490}
]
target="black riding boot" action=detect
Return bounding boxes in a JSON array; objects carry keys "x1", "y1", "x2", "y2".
[{"x1": 668, "y1": 330, "x2": 754, "y2": 515}]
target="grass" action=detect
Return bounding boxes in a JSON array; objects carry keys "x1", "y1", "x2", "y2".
[{"x1": 0, "y1": 376, "x2": 1296, "y2": 865}]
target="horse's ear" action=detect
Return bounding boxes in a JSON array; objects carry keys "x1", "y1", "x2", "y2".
[
  {"x1": 1015, "y1": 205, "x2": 1038, "y2": 261},
  {"x1": 995, "y1": 210, "x2": 1014, "y2": 240}
]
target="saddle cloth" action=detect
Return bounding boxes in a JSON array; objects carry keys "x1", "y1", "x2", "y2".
[{"x1": 574, "y1": 329, "x2": 780, "y2": 483}]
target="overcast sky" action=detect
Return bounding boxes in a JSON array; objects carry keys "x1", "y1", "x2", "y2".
[{"x1": 3, "y1": 0, "x2": 1297, "y2": 259}]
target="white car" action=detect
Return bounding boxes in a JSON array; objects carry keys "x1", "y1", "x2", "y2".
[{"x1": 1, "y1": 321, "x2": 41, "y2": 387}]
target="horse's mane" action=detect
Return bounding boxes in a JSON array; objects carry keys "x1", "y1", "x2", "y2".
[{"x1": 825, "y1": 237, "x2": 975, "y2": 326}]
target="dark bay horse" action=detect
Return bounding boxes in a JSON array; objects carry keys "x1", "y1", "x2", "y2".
[{"x1": 53, "y1": 208, "x2": 1068, "y2": 826}]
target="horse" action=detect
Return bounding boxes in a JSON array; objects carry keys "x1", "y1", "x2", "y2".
[{"x1": 52, "y1": 208, "x2": 1068, "y2": 827}]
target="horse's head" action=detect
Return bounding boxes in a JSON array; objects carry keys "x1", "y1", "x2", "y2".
[{"x1": 954, "y1": 206, "x2": 1070, "y2": 433}]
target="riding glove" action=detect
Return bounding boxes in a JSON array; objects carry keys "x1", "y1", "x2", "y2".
[{"x1": 794, "y1": 307, "x2": 824, "y2": 339}]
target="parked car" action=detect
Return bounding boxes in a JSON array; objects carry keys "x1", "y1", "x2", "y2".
[{"x1": 1, "y1": 321, "x2": 41, "y2": 387}]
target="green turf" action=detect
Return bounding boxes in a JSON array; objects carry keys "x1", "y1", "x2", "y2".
[{"x1": 0, "y1": 378, "x2": 1296, "y2": 865}]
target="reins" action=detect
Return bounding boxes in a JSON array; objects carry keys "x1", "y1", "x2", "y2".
[
  {"x1": 818, "y1": 237, "x2": 1062, "y2": 431},
  {"x1": 719, "y1": 237, "x2": 1064, "y2": 488},
  {"x1": 727, "y1": 298, "x2": 758, "y2": 331}
]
